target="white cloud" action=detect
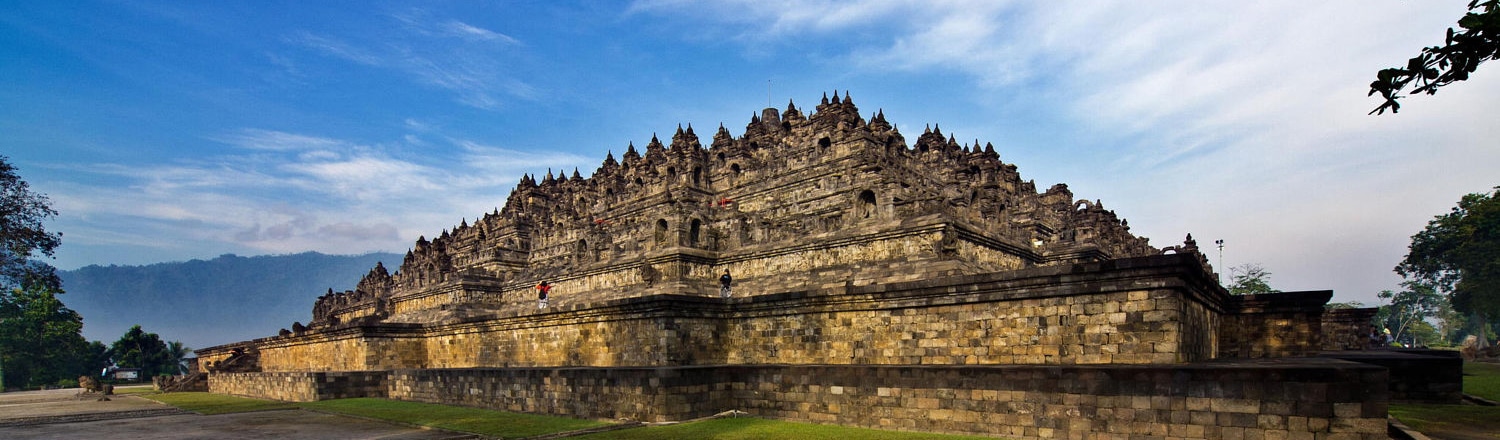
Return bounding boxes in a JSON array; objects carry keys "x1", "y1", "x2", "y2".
[
  {"x1": 630, "y1": 0, "x2": 1499, "y2": 304},
  {"x1": 47, "y1": 129, "x2": 592, "y2": 262},
  {"x1": 284, "y1": 11, "x2": 530, "y2": 110},
  {"x1": 286, "y1": 31, "x2": 383, "y2": 66},
  {"x1": 214, "y1": 129, "x2": 350, "y2": 152},
  {"x1": 442, "y1": 20, "x2": 520, "y2": 45}
]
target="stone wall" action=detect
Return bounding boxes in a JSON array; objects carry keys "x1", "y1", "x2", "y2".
[
  {"x1": 1217, "y1": 291, "x2": 1332, "y2": 359},
  {"x1": 218, "y1": 359, "x2": 1388, "y2": 439},
  {"x1": 253, "y1": 325, "x2": 429, "y2": 372},
  {"x1": 1321, "y1": 349, "x2": 1464, "y2": 404},
  {"x1": 216, "y1": 254, "x2": 1232, "y2": 371},
  {"x1": 723, "y1": 362, "x2": 1389, "y2": 439},
  {"x1": 209, "y1": 371, "x2": 388, "y2": 402},
  {"x1": 1321, "y1": 308, "x2": 1379, "y2": 351}
]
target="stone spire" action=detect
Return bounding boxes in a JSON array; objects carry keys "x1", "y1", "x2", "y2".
[
  {"x1": 712, "y1": 123, "x2": 733, "y2": 149},
  {"x1": 782, "y1": 99, "x2": 805, "y2": 123}
]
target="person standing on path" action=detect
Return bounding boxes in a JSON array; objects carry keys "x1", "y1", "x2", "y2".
[{"x1": 537, "y1": 281, "x2": 551, "y2": 309}]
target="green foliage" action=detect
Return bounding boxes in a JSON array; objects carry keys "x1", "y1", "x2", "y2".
[
  {"x1": 83, "y1": 340, "x2": 110, "y2": 375},
  {"x1": 1377, "y1": 281, "x2": 1449, "y2": 346},
  {"x1": 109, "y1": 325, "x2": 178, "y2": 378},
  {"x1": 0, "y1": 284, "x2": 91, "y2": 388},
  {"x1": 1226, "y1": 263, "x2": 1279, "y2": 295},
  {"x1": 574, "y1": 417, "x2": 998, "y2": 440},
  {"x1": 1370, "y1": 1, "x2": 1500, "y2": 114},
  {"x1": 1398, "y1": 187, "x2": 1500, "y2": 346},
  {"x1": 0, "y1": 156, "x2": 98, "y2": 390},
  {"x1": 0, "y1": 156, "x2": 62, "y2": 292},
  {"x1": 300, "y1": 398, "x2": 609, "y2": 438},
  {"x1": 165, "y1": 341, "x2": 191, "y2": 375}
]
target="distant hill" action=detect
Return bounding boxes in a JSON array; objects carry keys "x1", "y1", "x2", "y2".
[{"x1": 59, "y1": 252, "x2": 402, "y2": 352}]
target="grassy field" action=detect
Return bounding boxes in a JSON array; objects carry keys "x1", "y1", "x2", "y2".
[
  {"x1": 573, "y1": 417, "x2": 1002, "y2": 440},
  {"x1": 134, "y1": 391, "x2": 298, "y2": 415},
  {"x1": 300, "y1": 398, "x2": 609, "y2": 438},
  {"x1": 110, "y1": 363, "x2": 1500, "y2": 439},
  {"x1": 1463, "y1": 361, "x2": 1500, "y2": 401},
  {"x1": 110, "y1": 385, "x2": 157, "y2": 396},
  {"x1": 1388, "y1": 361, "x2": 1500, "y2": 436},
  {"x1": 127, "y1": 392, "x2": 1008, "y2": 439}
]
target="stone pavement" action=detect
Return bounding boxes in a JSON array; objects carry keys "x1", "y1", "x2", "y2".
[{"x1": 0, "y1": 388, "x2": 472, "y2": 439}]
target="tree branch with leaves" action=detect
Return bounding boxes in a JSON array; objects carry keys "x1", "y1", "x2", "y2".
[{"x1": 1370, "y1": 0, "x2": 1500, "y2": 114}]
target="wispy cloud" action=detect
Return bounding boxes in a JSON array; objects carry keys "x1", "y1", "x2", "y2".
[
  {"x1": 48, "y1": 129, "x2": 589, "y2": 260},
  {"x1": 441, "y1": 20, "x2": 521, "y2": 44},
  {"x1": 285, "y1": 31, "x2": 384, "y2": 66},
  {"x1": 213, "y1": 129, "x2": 351, "y2": 152},
  {"x1": 282, "y1": 9, "x2": 529, "y2": 110},
  {"x1": 628, "y1": 0, "x2": 1500, "y2": 303}
]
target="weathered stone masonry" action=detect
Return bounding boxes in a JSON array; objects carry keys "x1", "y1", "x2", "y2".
[
  {"x1": 224, "y1": 255, "x2": 1224, "y2": 371},
  {"x1": 200, "y1": 93, "x2": 1402, "y2": 439}
]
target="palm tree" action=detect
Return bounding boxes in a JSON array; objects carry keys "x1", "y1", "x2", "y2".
[{"x1": 165, "y1": 341, "x2": 191, "y2": 375}]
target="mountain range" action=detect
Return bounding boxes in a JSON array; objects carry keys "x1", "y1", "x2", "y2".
[{"x1": 58, "y1": 252, "x2": 402, "y2": 353}]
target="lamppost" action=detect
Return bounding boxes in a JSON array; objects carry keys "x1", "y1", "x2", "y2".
[{"x1": 1214, "y1": 239, "x2": 1225, "y2": 281}]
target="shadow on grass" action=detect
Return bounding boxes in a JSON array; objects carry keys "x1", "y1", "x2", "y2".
[
  {"x1": 571, "y1": 417, "x2": 1005, "y2": 440},
  {"x1": 1388, "y1": 361, "x2": 1500, "y2": 439},
  {"x1": 299, "y1": 398, "x2": 609, "y2": 438},
  {"x1": 134, "y1": 393, "x2": 1006, "y2": 440}
]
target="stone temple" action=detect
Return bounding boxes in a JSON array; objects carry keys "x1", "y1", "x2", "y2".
[{"x1": 198, "y1": 93, "x2": 1449, "y2": 439}]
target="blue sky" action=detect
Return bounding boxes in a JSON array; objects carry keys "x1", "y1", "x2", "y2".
[{"x1": 2, "y1": 1, "x2": 1496, "y2": 307}]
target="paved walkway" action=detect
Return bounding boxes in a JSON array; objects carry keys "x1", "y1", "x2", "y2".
[{"x1": 0, "y1": 388, "x2": 471, "y2": 440}]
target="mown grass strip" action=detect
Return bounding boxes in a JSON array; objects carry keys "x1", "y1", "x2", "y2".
[
  {"x1": 134, "y1": 391, "x2": 298, "y2": 415},
  {"x1": 1464, "y1": 361, "x2": 1500, "y2": 401},
  {"x1": 1388, "y1": 403, "x2": 1500, "y2": 435},
  {"x1": 299, "y1": 397, "x2": 609, "y2": 438},
  {"x1": 571, "y1": 417, "x2": 1004, "y2": 440},
  {"x1": 1388, "y1": 361, "x2": 1500, "y2": 436},
  {"x1": 110, "y1": 386, "x2": 156, "y2": 396}
]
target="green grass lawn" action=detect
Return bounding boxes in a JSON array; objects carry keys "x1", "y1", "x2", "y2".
[
  {"x1": 110, "y1": 385, "x2": 157, "y2": 396},
  {"x1": 572, "y1": 417, "x2": 1002, "y2": 440},
  {"x1": 133, "y1": 391, "x2": 298, "y2": 415},
  {"x1": 1463, "y1": 361, "x2": 1500, "y2": 401},
  {"x1": 1388, "y1": 361, "x2": 1500, "y2": 436},
  {"x1": 128, "y1": 392, "x2": 1004, "y2": 439},
  {"x1": 299, "y1": 398, "x2": 609, "y2": 438}
]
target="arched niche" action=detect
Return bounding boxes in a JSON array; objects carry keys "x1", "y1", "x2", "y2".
[
  {"x1": 856, "y1": 189, "x2": 878, "y2": 219},
  {"x1": 654, "y1": 219, "x2": 670, "y2": 248},
  {"x1": 688, "y1": 218, "x2": 703, "y2": 247}
]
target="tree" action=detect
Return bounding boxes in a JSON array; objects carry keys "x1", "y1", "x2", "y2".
[
  {"x1": 1397, "y1": 187, "x2": 1500, "y2": 348},
  {"x1": 0, "y1": 284, "x2": 91, "y2": 388},
  {"x1": 0, "y1": 156, "x2": 86, "y2": 390},
  {"x1": 82, "y1": 341, "x2": 111, "y2": 376},
  {"x1": 1226, "y1": 263, "x2": 1280, "y2": 295},
  {"x1": 0, "y1": 155, "x2": 62, "y2": 291},
  {"x1": 1369, "y1": 1, "x2": 1500, "y2": 114},
  {"x1": 109, "y1": 325, "x2": 172, "y2": 378},
  {"x1": 1377, "y1": 281, "x2": 1447, "y2": 346},
  {"x1": 165, "y1": 341, "x2": 191, "y2": 375}
]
